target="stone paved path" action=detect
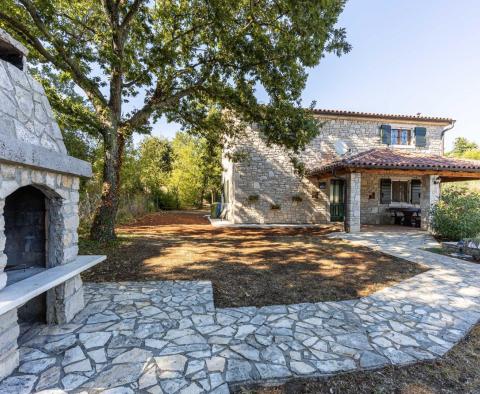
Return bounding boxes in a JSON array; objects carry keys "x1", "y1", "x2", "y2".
[{"x1": 2, "y1": 231, "x2": 480, "y2": 393}]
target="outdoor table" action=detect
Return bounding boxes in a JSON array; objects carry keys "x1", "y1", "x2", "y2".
[{"x1": 387, "y1": 207, "x2": 421, "y2": 227}]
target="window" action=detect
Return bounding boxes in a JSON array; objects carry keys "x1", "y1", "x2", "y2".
[
  {"x1": 391, "y1": 128, "x2": 412, "y2": 145},
  {"x1": 392, "y1": 181, "x2": 409, "y2": 202},
  {"x1": 411, "y1": 179, "x2": 421, "y2": 204},
  {"x1": 380, "y1": 179, "x2": 422, "y2": 204}
]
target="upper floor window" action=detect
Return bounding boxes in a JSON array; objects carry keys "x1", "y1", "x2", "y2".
[
  {"x1": 381, "y1": 125, "x2": 427, "y2": 148},
  {"x1": 391, "y1": 128, "x2": 412, "y2": 145}
]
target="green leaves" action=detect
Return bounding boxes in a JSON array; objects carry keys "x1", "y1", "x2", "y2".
[
  {"x1": 1, "y1": 0, "x2": 349, "y2": 151},
  {"x1": 430, "y1": 187, "x2": 480, "y2": 241}
]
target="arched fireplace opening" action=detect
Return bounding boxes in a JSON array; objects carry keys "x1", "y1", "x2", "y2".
[{"x1": 4, "y1": 185, "x2": 48, "y2": 323}]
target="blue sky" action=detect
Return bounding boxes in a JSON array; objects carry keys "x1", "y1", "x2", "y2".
[{"x1": 140, "y1": 0, "x2": 480, "y2": 151}]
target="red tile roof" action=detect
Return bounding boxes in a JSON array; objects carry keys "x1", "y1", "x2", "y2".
[
  {"x1": 307, "y1": 148, "x2": 480, "y2": 176},
  {"x1": 310, "y1": 109, "x2": 454, "y2": 124}
]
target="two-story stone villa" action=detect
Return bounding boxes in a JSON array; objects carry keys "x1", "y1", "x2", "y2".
[{"x1": 221, "y1": 109, "x2": 480, "y2": 232}]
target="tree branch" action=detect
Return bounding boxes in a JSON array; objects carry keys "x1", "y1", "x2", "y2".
[
  {"x1": 120, "y1": 0, "x2": 143, "y2": 30},
  {"x1": 17, "y1": 0, "x2": 108, "y2": 111}
]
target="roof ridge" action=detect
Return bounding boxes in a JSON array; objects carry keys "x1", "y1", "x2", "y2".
[{"x1": 310, "y1": 108, "x2": 454, "y2": 123}]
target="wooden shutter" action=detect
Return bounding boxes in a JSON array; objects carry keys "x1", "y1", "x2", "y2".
[
  {"x1": 380, "y1": 179, "x2": 392, "y2": 204},
  {"x1": 411, "y1": 179, "x2": 421, "y2": 204},
  {"x1": 380, "y1": 125, "x2": 391, "y2": 145},
  {"x1": 415, "y1": 127, "x2": 427, "y2": 147}
]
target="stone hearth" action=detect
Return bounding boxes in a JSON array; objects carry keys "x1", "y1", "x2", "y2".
[{"x1": 0, "y1": 28, "x2": 105, "y2": 380}]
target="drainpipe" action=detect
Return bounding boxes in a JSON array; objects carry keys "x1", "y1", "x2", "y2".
[{"x1": 441, "y1": 120, "x2": 456, "y2": 154}]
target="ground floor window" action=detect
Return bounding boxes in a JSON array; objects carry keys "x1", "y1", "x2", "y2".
[
  {"x1": 392, "y1": 181, "x2": 409, "y2": 202},
  {"x1": 380, "y1": 178, "x2": 421, "y2": 204}
]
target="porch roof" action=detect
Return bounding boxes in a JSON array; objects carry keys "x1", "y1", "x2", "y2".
[{"x1": 307, "y1": 148, "x2": 480, "y2": 180}]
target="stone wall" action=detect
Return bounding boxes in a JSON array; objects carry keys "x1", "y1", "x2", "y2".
[
  {"x1": 0, "y1": 58, "x2": 66, "y2": 154},
  {"x1": 302, "y1": 115, "x2": 446, "y2": 168},
  {"x1": 225, "y1": 126, "x2": 329, "y2": 224},
  {"x1": 226, "y1": 115, "x2": 447, "y2": 224}
]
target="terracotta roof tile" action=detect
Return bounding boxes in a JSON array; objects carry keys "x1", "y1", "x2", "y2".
[
  {"x1": 310, "y1": 109, "x2": 454, "y2": 124},
  {"x1": 307, "y1": 148, "x2": 480, "y2": 176}
]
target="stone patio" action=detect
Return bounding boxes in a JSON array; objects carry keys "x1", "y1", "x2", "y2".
[{"x1": 2, "y1": 231, "x2": 480, "y2": 393}]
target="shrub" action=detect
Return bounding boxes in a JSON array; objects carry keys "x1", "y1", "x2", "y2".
[
  {"x1": 430, "y1": 187, "x2": 480, "y2": 240},
  {"x1": 270, "y1": 203, "x2": 281, "y2": 210},
  {"x1": 247, "y1": 194, "x2": 260, "y2": 202}
]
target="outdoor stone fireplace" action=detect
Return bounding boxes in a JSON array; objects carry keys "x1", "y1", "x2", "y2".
[{"x1": 0, "y1": 29, "x2": 105, "y2": 380}]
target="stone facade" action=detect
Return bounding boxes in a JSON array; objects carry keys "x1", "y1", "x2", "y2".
[
  {"x1": 224, "y1": 114, "x2": 449, "y2": 226},
  {"x1": 223, "y1": 125, "x2": 329, "y2": 224}
]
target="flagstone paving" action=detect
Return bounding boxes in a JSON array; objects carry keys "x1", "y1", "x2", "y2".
[{"x1": 2, "y1": 230, "x2": 480, "y2": 393}]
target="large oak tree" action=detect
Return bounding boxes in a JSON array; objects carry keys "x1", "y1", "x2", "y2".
[{"x1": 0, "y1": 0, "x2": 350, "y2": 241}]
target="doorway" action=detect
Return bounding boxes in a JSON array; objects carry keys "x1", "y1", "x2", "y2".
[{"x1": 330, "y1": 179, "x2": 345, "y2": 222}]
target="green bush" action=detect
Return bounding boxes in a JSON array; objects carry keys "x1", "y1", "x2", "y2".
[{"x1": 430, "y1": 187, "x2": 480, "y2": 240}]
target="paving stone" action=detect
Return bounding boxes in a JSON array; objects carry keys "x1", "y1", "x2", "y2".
[
  {"x1": 101, "y1": 387, "x2": 135, "y2": 394},
  {"x1": 160, "y1": 378, "x2": 188, "y2": 393},
  {"x1": 261, "y1": 345, "x2": 286, "y2": 365},
  {"x1": 36, "y1": 366, "x2": 61, "y2": 390},
  {"x1": 19, "y1": 348, "x2": 49, "y2": 362},
  {"x1": 230, "y1": 344, "x2": 261, "y2": 361},
  {"x1": 336, "y1": 333, "x2": 372, "y2": 350},
  {"x1": 62, "y1": 346, "x2": 85, "y2": 366},
  {"x1": 19, "y1": 357, "x2": 56, "y2": 374},
  {"x1": 226, "y1": 359, "x2": 255, "y2": 382},
  {"x1": 139, "y1": 365, "x2": 158, "y2": 389},
  {"x1": 61, "y1": 373, "x2": 89, "y2": 390},
  {"x1": 85, "y1": 363, "x2": 145, "y2": 390},
  {"x1": 206, "y1": 356, "x2": 226, "y2": 372},
  {"x1": 79, "y1": 331, "x2": 111, "y2": 349},
  {"x1": 0, "y1": 374, "x2": 37, "y2": 394},
  {"x1": 64, "y1": 358, "x2": 92, "y2": 373},
  {"x1": 360, "y1": 351, "x2": 389, "y2": 368},
  {"x1": 290, "y1": 361, "x2": 316, "y2": 375},
  {"x1": 155, "y1": 355, "x2": 188, "y2": 371},
  {"x1": 112, "y1": 348, "x2": 152, "y2": 364},
  {"x1": 88, "y1": 348, "x2": 107, "y2": 364},
  {"x1": 256, "y1": 363, "x2": 291, "y2": 379}
]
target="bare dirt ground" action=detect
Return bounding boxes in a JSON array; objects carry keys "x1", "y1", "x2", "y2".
[
  {"x1": 239, "y1": 324, "x2": 480, "y2": 394},
  {"x1": 81, "y1": 211, "x2": 426, "y2": 308}
]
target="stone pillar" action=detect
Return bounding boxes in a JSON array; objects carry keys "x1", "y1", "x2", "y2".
[
  {"x1": 47, "y1": 275, "x2": 84, "y2": 325},
  {"x1": 0, "y1": 309, "x2": 19, "y2": 380},
  {"x1": 421, "y1": 175, "x2": 440, "y2": 230},
  {"x1": 345, "y1": 172, "x2": 361, "y2": 233}
]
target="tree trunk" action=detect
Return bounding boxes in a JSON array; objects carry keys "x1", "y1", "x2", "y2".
[{"x1": 90, "y1": 131, "x2": 125, "y2": 242}]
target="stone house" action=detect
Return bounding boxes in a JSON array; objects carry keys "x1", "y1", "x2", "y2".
[{"x1": 222, "y1": 109, "x2": 480, "y2": 232}]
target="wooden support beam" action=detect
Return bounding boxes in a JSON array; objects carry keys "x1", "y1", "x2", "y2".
[{"x1": 309, "y1": 168, "x2": 480, "y2": 180}]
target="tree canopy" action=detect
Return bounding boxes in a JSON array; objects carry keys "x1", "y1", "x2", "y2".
[
  {"x1": 449, "y1": 137, "x2": 480, "y2": 160},
  {"x1": 0, "y1": 0, "x2": 350, "y2": 240}
]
